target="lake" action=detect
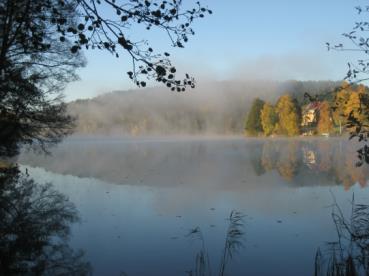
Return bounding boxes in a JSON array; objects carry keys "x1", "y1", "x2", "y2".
[{"x1": 17, "y1": 137, "x2": 369, "y2": 275}]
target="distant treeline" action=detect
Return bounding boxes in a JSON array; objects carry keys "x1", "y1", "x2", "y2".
[
  {"x1": 245, "y1": 82, "x2": 369, "y2": 136},
  {"x1": 68, "y1": 80, "x2": 342, "y2": 136}
]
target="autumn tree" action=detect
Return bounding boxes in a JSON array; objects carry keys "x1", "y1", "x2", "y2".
[
  {"x1": 328, "y1": 5, "x2": 369, "y2": 164},
  {"x1": 317, "y1": 101, "x2": 333, "y2": 134},
  {"x1": 245, "y1": 98, "x2": 264, "y2": 136},
  {"x1": 344, "y1": 89, "x2": 368, "y2": 127},
  {"x1": 260, "y1": 103, "x2": 278, "y2": 136},
  {"x1": 331, "y1": 83, "x2": 369, "y2": 138},
  {"x1": 332, "y1": 84, "x2": 351, "y2": 134},
  {"x1": 275, "y1": 95, "x2": 300, "y2": 136}
]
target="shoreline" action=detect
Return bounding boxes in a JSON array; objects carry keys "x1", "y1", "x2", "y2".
[{"x1": 63, "y1": 134, "x2": 353, "y2": 143}]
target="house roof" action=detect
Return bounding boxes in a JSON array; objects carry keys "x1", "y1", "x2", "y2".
[{"x1": 303, "y1": 101, "x2": 322, "y2": 113}]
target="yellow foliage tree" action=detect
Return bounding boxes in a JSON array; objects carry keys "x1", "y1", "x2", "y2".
[
  {"x1": 275, "y1": 95, "x2": 300, "y2": 136},
  {"x1": 344, "y1": 90, "x2": 367, "y2": 124},
  {"x1": 260, "y1": 103, "x2": 278, "y2": 136},
  {"x1": 317, "y1": 101, "x2": 333, "y2": 134},
  {"x1": 332, "y1": 82, "x2": 351, "y2": 134}
]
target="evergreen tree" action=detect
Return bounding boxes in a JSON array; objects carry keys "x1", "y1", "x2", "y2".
[
  {"x1": 245, "y1": 98, "x2": 265, "y2": 136},
  {"x1": 260, "y1": 103, "x2": 278, "y2": 136},
  {"x1": 275, "y1": 94, "x2": 300, "y2": 136},
  {"x1": 317, "y1": 101, "x2": 333, "y2": 134}
]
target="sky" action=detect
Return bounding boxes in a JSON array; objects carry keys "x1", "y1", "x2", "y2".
[{"x1": 64, "y1": 0, "x2": 366, "y2": 101}]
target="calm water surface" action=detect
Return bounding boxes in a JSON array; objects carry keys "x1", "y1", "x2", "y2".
[{"x1": 18, "y1": 138, "x2": 369, "y2": 275}]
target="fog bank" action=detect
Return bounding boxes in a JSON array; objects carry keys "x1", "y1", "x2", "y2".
[{"x1": 68, "y1": 80, "x2": 340, "y2": 136}]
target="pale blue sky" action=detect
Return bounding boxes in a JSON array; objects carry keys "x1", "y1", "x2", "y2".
[{"x1": 64, "y1": 0, "x2": 365, "y2": 101}]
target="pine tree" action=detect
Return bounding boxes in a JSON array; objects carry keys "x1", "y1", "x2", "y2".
[
  {"x1": 245, "y1": 98, "x2": 265, "y2": 136},
  {"x1": 260, "y1": 103, "x2": 278, "y2": 136},
  {"x1": 275, "y1": 95, "x2": 300, "y2": 136}
]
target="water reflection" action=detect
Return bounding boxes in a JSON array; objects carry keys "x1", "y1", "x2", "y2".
[
  {"x1": 257, "y1": 139, "x2": 369, "y2": 189},
  {"x1": 315, "y1": 195, "x2": 369, "y2": 276},
  {"x1": 19, "y1": 138, "x2": 369, "y2": 190},
  {"x1": 0, "y1": 167, "x2": 91, "y2": 275},
  {"x1": 15, "y1": 138, "x2": 369, "y2": 275}
]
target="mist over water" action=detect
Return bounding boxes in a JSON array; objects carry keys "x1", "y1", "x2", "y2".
[
  {"x1": 19, "y1": 137, "x2": 368, "y2": 190},
  {"x1": 4, "y1": 0, "x2": 368, "y2": 274},
  {"x1": 18, "y1": 137, "x2": 369, "y2": 275},
  {"x1": 67, "y1": 80, "x2": 340, "y2": 136}
]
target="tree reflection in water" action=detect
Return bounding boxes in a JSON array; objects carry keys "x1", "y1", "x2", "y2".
[
  {"x1": 0, "y1": 167, "x2": 91, "y2": 275},
  {"x1": 257, "y1": 140, "x2": 369, "y2": 189},
  {"x1": 186, "y1": 211, "x2": 244, "y2": 276},
  {"x1": 315, "y1": 195, "x2": 369, "y2": 276}
]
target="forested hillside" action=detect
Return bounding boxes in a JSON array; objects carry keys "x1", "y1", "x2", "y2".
[{"x1": 68, "y1": 80, "x2": 340, "y2": 135}]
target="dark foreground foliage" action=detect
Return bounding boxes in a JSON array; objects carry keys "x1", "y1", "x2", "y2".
[
  {"x1": 0, "y1": 0, "x2": 211, "y2": 157},
  {"x1": 315, "y1": 194, "x2": 369, "y2": 276}
]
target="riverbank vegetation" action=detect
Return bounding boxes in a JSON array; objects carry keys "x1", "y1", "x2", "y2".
[{"x1": 245, "y1": 82, "x2": 369, "y2": 137}]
